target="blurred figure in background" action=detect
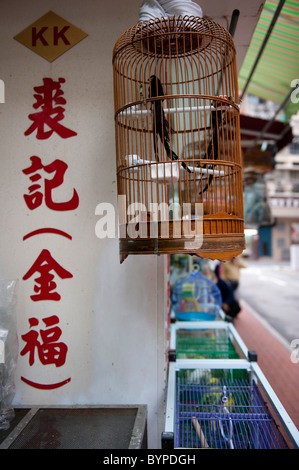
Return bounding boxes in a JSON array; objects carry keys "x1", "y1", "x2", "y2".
[
  {"x1": 219, "y1": 256, "x2": 247, "y2": 292},
  {"x1": 201, "y1": 261, "x2": 241, "y2": 319}
]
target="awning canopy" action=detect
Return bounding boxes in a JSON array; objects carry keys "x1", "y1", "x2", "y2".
[
  {"x1": 240, "y1": 114, "x2": 293, "y2": 154},
  {"x1": 238, "y1": 0, "x2": 299, "y2": 121}
]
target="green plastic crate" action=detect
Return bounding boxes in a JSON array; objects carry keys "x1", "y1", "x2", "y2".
[{"x1": 176, "y1": 329, "x2": 240, "y2": 360}]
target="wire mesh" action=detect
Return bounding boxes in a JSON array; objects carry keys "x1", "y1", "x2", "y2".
[
  {"x1": 175, "y1": 372, "x2": 289, "y2": 449},
  {"x1": 176, "y1": 328, "x2": 240, "y2": 359},
  {"x1": 113, "y1": 16, "x2": 245, "y2": 262}
]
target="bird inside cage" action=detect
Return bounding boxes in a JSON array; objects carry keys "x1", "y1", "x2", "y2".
[
  {"x1": 149, "y1": 74, "x2": 191, "y2": 173},
  {"x1": 148, "y1": 73, "x2": 233, "y2": 193}
]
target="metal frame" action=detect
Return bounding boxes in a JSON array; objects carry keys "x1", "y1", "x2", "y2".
[{"x1": 164, "y1": 360, "x2": 299, "y2": 449}]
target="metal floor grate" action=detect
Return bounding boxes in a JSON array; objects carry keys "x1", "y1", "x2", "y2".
[
  {"x1": 176, "y1": 376, "x2": 289, "y2": 449},
  {"x1": 0, "y1": 406, "x2": 147, "y2": 449}
]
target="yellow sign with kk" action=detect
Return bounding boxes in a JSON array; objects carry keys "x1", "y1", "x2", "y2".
[{"x1": 14, "y1": 11, "x2": 88, "y2": 62}]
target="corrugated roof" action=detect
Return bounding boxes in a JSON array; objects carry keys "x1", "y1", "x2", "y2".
[{"x1": 238, "y1": 0, "x2": 299, "y2": 120}]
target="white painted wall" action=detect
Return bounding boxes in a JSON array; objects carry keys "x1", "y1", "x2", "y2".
[{"x1": 0, "y1": 0, "x2": 168, "y2": 448}]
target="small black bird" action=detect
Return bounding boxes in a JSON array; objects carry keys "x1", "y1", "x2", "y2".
[
  {"x1": 149, "y1": 75, "x2": 191, "y2": 172},
  {"x1": 198, "y1": 106, "x2": 223, "y2": 194}
]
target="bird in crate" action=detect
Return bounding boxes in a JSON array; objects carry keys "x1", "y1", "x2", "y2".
[
  {"x1": 149, "y1": 75, "x2": 191, "y2": 173},
  {"x1": 199, "y1": 378, "x2": 235, "y2": 447}
]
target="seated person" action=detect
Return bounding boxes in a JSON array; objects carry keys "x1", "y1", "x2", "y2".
[{"x1": 201, "y1": 262, "x2": 241, "y2": 318}]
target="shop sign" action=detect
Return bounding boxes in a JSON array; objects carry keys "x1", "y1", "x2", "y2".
[
  {"x1": 14, "y1": 11, "x2": 88, "y2": 62},
  {"x1": 20, "y1": 76, "x2": 78, "y2": 390}
]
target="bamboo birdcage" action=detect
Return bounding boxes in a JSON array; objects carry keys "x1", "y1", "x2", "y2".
[{"x1": 112, "y1": 16, "x2": 245, "y2": 263}]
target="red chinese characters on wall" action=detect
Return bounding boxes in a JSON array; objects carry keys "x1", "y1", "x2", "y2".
[
  {"x1": 21, "y1": 77, "x2": 78, "y2": 390},
  {"x1": 24, "y1": 78, "x2": 77, "y2": 139},
  {"x1": 21, "y1": 316, "x2": 68, "y2": 367},
  {"x1": 23, "y1": 156, "x2": 79, "y2": 211},
  {"x1": 23, "y1": 249, "x2": 73, "y2": 301}
]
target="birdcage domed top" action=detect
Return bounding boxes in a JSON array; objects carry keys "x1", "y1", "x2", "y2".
[{"x1": 113, "y1": 16, "x2": 235, "y2": 60}]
